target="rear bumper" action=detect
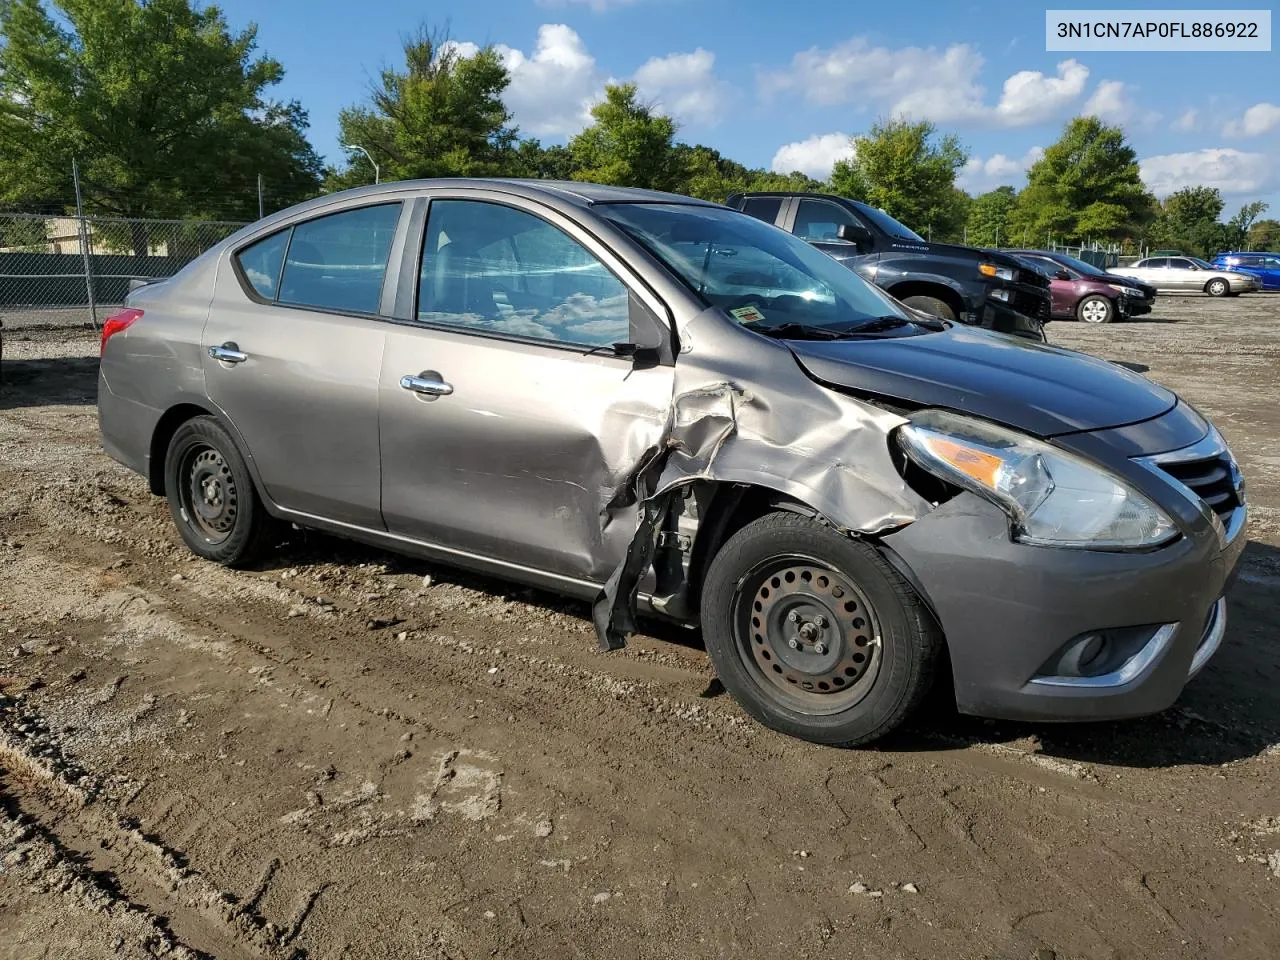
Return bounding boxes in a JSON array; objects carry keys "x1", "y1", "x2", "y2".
[
  {"x1": 98, "y1": 370, "x2": 160, "y2": 479},
  {"x1": 881, "y1": 491, "x2": 1246, "y2": 722}
]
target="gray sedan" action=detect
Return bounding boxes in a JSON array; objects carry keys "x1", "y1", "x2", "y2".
[
  {"x1": 98, "y1": 180, "x2": 1245, "y2": 746},
  {"x1": 1108, "y1": 256, "x2": 1261, "y2": 296}
]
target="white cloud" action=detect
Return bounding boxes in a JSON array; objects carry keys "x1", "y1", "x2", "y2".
[
  {"x1": 1223, "y1": 102, "x2": 1280, "y2": 137},
  {"x1": 770, "y1": 133, "x2": 855, "y2": 178},
  {"x1": 760, "y1": 39, "x2": 1089, "y2": 127},
  {"x1": 1082, "y1": 80, "x2": 1160, "y2": 127},
  {"x1": 495, "y1": 25, "x2": 599, "y2": 136},
  {"x1": 1172, "y1": 108, "x2": 1199, "y2": 132},
  {"x1": 989, "y1": 61, "x2": 1090, "y2": 126},
  {"x1": 464, "y1": 26, "x2": 730, "y2": 137},
  {"x1": 634, "y1": 48, "x2": 731, "y2": 127},
  {"x1": 1140, "y1": 148, "x2": 1276, "y2": 197},
  {"x1": 957, "y1": 146, "x2": 1045, "y2": 192},
  {"x1": 441, "y1": 40, "x2": 482, "y2": 60}
]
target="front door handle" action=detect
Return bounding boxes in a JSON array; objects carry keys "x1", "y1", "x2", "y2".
[
  {"x1": 399, "y1": 373, "x2": 454, "y2": 397},
  {"x1": 209, "y1": 343, "x2": 248, "y2": 364}
]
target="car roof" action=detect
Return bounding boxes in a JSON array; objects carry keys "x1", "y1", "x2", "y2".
[{"x1": 319, "y1": 178, "x2": 718, "y2": 209}]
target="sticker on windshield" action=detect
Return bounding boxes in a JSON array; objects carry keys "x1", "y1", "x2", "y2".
[{"x1": 729, "y1": 304, "x2": 765, "y2": 324}]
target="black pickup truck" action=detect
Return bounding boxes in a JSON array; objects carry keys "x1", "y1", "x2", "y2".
[{"x1": 726, "y1": 192, "x2": 1051, "y2": 340}]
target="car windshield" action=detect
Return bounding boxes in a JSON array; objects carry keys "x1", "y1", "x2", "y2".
[
  {"x1": 1189, "y1": 257, "x2": 1215, "y2": 269},
  {"x1": 599, "y1": 202, "x2": 913, "y2": 335},
  {"x1": 851, "y1": 202, "x2": 926, "y2": 243}
]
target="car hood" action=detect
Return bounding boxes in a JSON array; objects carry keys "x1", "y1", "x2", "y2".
[{"x1": 787, "y1": 324, "x2": 1176, "y2": 437}]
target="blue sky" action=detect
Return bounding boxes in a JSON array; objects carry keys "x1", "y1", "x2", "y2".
[{"x1": 218, "y1": 0, "x2": 1280, "y2": 212}]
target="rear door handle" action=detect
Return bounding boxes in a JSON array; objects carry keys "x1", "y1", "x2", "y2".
[
  {"x1": 399, "y1": 373, "x2": 453, "y2": 397},
  {"x1": 209, "y1": 343, "x2": 248, "y2": 364}
]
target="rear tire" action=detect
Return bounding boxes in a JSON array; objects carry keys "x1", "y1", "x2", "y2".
[
  {"x1": 700, "y1": 512, "x2": 941, "y2": 747},
  {"x1": 1077, "y1": 294, "x2": 1115, "y2": 324},
  {"x1": 1206, "y1": 278, "x2": 1229, "y2": 297},
  {"x1": 900, "y1": 295, "x2": 958, "y2": 322},
  {"x1": 164, "y1": 416, "x2": 273, "y2": 565}
]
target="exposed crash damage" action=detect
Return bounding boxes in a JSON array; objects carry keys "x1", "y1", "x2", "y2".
[{"x1": 593, "y1": 308, "x2": 931, "y2": 650}]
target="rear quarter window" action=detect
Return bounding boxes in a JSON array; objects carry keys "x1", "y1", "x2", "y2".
[{"x1": 235, "y1": 230, "x2": 289, "y2": 299}]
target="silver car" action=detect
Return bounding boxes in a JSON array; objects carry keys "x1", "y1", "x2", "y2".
[
  {"x1": 99, "y1": 180, "x2": 1246, "y2": 747},
  {"x1": 1108, "y1": 256, "x2": 1260, "y2": 296}
]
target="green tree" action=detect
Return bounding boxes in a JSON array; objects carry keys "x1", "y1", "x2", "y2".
[
  {"x1": 1227, "y1": 200, "x2": 1269, "y2": 249},
  {"x1": 828, "y1": 119, "x2": 968, "y2": 236},
  {"x1": 0, "y1": 0, "x2": 323, "y2": 246},
  {"x1": 1151, "y1": 186, "x2": 1229, "y2": 257},
  {"x1": 568, "y1": 84, "x2": 680, "y2": 191},
  {"x1": 330, "y1": 28, "x2": 517, "y2": 189},
  {"x1": 1246, "y1": 218, "x2": 1280, "y2": 251},
  {"x1": 1012, "y1": 117, "x2": 1153, "y2": 244},
  {"x1": 673, "y1": 144, "x2": 753, "y2": 201},
  {"x1": 966, "y1": 186, "x2": 1018, "y2": 247},
  {"x1": 512, "y1": 140, "x2": 579, "y2": 180}
]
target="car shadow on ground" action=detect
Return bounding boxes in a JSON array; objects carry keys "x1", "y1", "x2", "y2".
[
  {"x1": 0, "y1": 356, "x2": 100, "y2": 410},
  {"x1": 1123, "y1": 315, "x2": 1181, "y2": 324}
]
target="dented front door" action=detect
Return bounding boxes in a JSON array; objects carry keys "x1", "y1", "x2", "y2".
[{"x1": 378, "y1": 196, "x2": 673, "y2": 583}]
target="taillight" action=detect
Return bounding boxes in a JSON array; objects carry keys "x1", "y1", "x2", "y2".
[{"x1": 100, "y1": 308, "x2": 144, "y2": 356}]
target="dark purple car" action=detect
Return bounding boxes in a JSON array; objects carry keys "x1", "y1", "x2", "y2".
[{"x1": 1012, "y1": 250, "x2": 1157, "y2": 324}]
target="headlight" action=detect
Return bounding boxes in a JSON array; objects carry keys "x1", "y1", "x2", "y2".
[
  {"x1": 1110, "y1": 285, "x2": 1143, "y2": 299},
  {"x1": 898, "y1": 409, "x2": 1177, "y2": 550},
  {"x1": 979, "y1": 262, "x2": 1016, "y2": 282}
]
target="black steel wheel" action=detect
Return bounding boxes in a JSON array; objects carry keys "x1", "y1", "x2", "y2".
[
  {"x1": 164, "y1": 416, "x2": 272, "y2": 565},
  {"x1": 178, "y1": 444, "x2": 240, "y2": 545},
  {"x1": 701, "y1": 512, "x2": 941, "y2": 746},
  {"x1": 734, "y1": 558, "x2": 883, "y2": 714}
]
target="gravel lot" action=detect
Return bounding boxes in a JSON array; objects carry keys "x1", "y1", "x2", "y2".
[{"x1": 2, "y1": 295, "x2": 1278, "y2": 959}]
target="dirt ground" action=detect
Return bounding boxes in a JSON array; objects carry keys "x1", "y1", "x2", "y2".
[{"x1": 1, "y1": 295, "x2": 1278, "y2": 960}]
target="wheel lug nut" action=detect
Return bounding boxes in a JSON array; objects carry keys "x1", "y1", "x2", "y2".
[
  {"x1": 787, "y1": 611, "x2": 800, "y2": 624},
  {"x1": 788, "y1": 637, "x2": 799, "y2": 649},
  {"x1": 814, "y1": 615, "x2": 828, "y2": 629},
  {"x1": 814, "y1": 643, "x2": 827, "y2": 655}
]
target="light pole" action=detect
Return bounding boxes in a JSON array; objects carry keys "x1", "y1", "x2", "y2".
[{"x1": 342, "y1": 143, "x2": 380, "y2": 184}]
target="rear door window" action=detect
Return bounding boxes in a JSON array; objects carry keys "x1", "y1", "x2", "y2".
[
  {"x1": 739, "y1": 197, "x2": 783, "y2": 225},
  {"x1": 276, "y1": 203, "x2": 402, "y2": 314}
]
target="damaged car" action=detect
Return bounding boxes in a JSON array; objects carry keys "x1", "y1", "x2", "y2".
[{"x1": 98, "y1": 180, "x2": 1246, "y2": 747}]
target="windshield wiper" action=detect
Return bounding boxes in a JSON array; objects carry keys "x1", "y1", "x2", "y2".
[
  {"x1": 844, "y1": 315, "x2": 914, "y2": 334},
  {"x1": 742, "y1": 321, "x2": 846, "y2": 341}
]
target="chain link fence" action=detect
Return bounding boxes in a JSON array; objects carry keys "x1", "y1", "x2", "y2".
[{"x1": 0, "y1": 213, "x2": 247, "y2": 330}]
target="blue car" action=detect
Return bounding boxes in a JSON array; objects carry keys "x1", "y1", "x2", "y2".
[{"x1": 1212, "y1": 252, "x2": 1280, "y2": 290}]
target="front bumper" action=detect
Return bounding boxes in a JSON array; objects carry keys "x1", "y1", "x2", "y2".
[
  {"x1": 881, "y1": 488, "x2": 1246, "y2": 722},
  {"x1": 1230, "y1": 277, "x2": 1263, "y2": 293},
  {"x1": 980, "y1": 285, "x2": 1049, "y2": 340}
]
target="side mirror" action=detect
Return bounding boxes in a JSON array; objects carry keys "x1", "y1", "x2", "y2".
[
  {"x1": 1055, "y1": 270, "x2": 1071, "y2": 281},
  {"x1": 610, "y1": 341, "x2": 662, "y2": 364},
  {"x1": 835, "y1": 223, "x2": 872, "y2": 251}
]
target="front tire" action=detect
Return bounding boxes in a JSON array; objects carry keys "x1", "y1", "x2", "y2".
[
  {"x1": 1077, "y1": 294, "x2": 1115, "y2": 324},
  {"x1": 900, "y1": 295, "x2": 958, "y2": 322},
  {"x1": 164, "y1": 416, "x2": 273, "y2": 565},
  {"x1": 1206, "y1": 278, "x2": 1229, "y2": 297},
  {"x1": 700, "y1": 512, "x2": 941, "y2": 746}
]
